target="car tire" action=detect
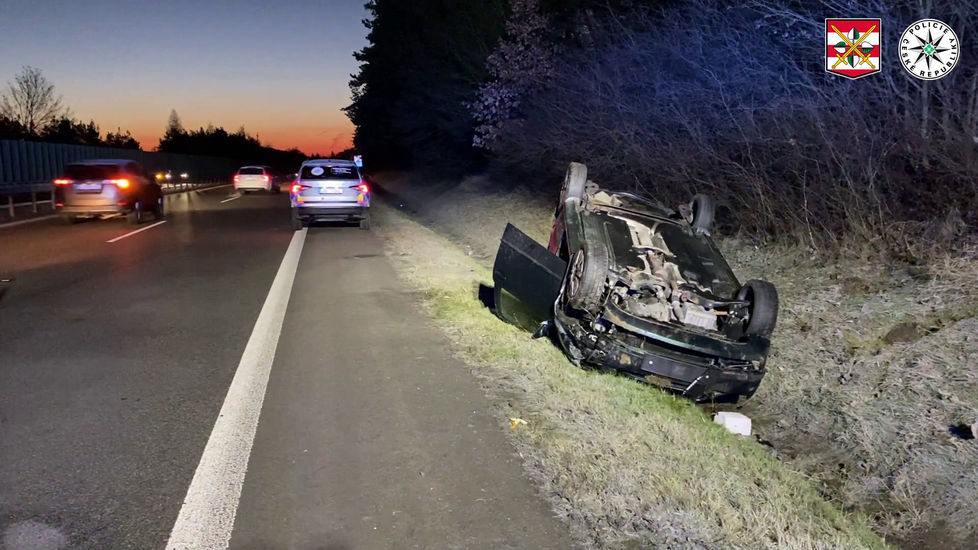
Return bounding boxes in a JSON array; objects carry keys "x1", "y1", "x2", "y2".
[
  {"x1": 690, "y1": 194, "x2": 715, "y2": 235},
  {"x1": 127, "y1": 202, "x2": 143, "y2": 225},
  {"x1": 559, "y1": 162, "x2": 588, "y2": 206},
  {"x1": 359, "y1": 214, "x2": 371, "y2": 230},
  {"x1": 153, "y1": 197, "x2": 165, "y2": 220},
  {"x1": 566, "y1": 242, "x2": 610, "y2": 312},
  {"x1": 61, "y1": 214, "x2": 78, "y2": 225},
  {"x1": 291, "y1": 212, "x2": 304, "y2": 231},
  {"x1": 736, "y1": 279, "x2": 779, "y2": 338}
]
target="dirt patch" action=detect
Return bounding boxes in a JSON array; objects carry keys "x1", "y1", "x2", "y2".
[{"x1": 372, "y1": 198, "x2": 886, "y2": 550}]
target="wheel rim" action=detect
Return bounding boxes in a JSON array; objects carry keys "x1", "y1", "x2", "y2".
[{"x1": 568, "y1": 250, "x2": 585, "y2": 299}]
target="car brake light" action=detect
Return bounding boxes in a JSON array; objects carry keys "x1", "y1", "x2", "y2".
[
  {"x1": 291, "y1": 184, "x2": 302, "y2": 194},
  {"x1": 357, "y1": 183, "x2": 369, "y2": 194},
  {"x1": 262, "y1": 175, "x2": 269, "y2": 182},
  {"x1": 54, "y1": 179, "x2": 71, "y2": 185},
  {"x1": 111, "y1": 179, "x2": 130, "y2": 188},
  {"x1": 234, "y1": 175, "x2": 240, "y2": 182}
]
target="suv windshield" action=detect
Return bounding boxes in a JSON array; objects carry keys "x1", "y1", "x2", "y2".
[
  {"x1": 63, "y1": 165, "x2": 124, "y2": 180},
  {"x1": 300, "y1": 165, "x2": 358, "y2": 180},
  {"x1": 238, "y1": 167, "x2": 264, "y2": 175}
]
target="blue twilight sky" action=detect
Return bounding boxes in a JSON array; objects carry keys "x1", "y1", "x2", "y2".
[{"x1": 0, "y1": 0, "x2": 370, "y2": 154}]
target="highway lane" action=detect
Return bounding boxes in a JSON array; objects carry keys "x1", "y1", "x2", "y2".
[
  {"x1": 0, "y1": 189, "x2": 573, "y2": 549},
  {"x1": 0, "y1": 187, "x2": 295, "y2": 549}
]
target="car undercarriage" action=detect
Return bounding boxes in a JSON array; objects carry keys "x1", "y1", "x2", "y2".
[{"x1": 491, "y1": 162, "x2": 779, "y2": 403}]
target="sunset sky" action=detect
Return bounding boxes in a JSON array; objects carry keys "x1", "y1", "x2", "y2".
[{"x1": 0, "y1": 0, "x2": 369, "y2": 156}]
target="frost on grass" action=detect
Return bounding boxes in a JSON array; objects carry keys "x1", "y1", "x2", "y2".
[
  {"x1": 725, "y1": 243, "x2": 978, "y2": 543},
  {"x1": 373, "y1": 200, "x2": 885, "y2": 550},
  {"x1": 377, "y1": 173, "x2": 978, "y2": 545}
]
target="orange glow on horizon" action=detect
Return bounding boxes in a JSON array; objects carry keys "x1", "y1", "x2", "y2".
[{"x1": 128, "y1": 122, "x2": 353, "y2": 156}]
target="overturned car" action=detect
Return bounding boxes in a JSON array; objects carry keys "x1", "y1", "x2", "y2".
[{"x1": 492, "y1": 162, "x2": 779, "y2": 403}]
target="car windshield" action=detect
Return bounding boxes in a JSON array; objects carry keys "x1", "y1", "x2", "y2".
[
  {"x1": 238, "y1": 167, "x2": 264, "y2": 175},
  {"x1": 63, "y1": 164, "x2": 123, "y2": 180},
  {"x1": 300, "y1": 165, "x2": 358, "y2": 180}
]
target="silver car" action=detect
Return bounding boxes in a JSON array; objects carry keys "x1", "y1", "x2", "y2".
[
  {"x1": 54, "y1": 159, "x2": 164, "y2": 225},
  {"x1": 289, "y1": 159, "x2": 371, "y2": 230}
]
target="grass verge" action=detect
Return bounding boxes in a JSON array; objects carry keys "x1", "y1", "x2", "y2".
[
  {"x1": 373, "y1": 198, "x2": 888, "y2": 550},
  {"x1": 373, "y1": 172, "x2": 978, "y2": 549}
]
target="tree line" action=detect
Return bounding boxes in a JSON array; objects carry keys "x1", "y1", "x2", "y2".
[
  {"x1": 0, "y1": 66, "x2": 141, "y2": 149},
  {"x1": 0, "y1": 66, "x2": 314, "y2": 172},
  {"x1": 158, "y1": 110, "x2": 310, "y2": 174},
  {"x1": 346, "y1": 0, "x2": 978, "y2": 254}
]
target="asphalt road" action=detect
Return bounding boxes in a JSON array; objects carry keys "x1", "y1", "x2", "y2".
[{"x1": 0, "y1": 188, "x2": 573, "y2": 550}]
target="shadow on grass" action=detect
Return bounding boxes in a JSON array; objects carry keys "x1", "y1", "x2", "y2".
[{"x1": 477, "y1": 282, "x2": 496, "y2": 311}]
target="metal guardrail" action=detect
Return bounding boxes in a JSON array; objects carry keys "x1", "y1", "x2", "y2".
[{"x1": 0, "y1": 180, "x2": 229, "y2": 220}]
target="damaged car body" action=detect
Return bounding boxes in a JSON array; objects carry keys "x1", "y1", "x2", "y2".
[{"x1": 492, "y1": 162, "x2": 779, "y2": 403}]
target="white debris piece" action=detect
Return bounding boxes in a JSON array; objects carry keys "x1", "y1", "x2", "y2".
[{"x1": 714, "y1": 411, "x2": 752, "y2": 436}]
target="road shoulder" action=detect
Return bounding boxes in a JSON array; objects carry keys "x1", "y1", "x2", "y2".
[{"x1": 229, "y1": 224, "x2": 576, "y2": 550}]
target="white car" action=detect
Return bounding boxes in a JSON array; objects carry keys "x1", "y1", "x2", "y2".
[{"x1": 233, "y1": 166, "x2": 279, "y2": 194}]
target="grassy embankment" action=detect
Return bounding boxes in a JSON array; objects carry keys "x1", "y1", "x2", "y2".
[{"x1": 370, "y1": 173, "x2": 906, "y2": 550}]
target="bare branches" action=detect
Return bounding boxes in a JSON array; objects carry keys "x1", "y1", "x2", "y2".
[
  {"x1": 0, "y1": 66, "x2": 68, "y2": 135},
  {"x1": 479, "y1": 0, "x2": 978, "y2": 251}
]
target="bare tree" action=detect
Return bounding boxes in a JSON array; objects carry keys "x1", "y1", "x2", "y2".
[{"x1": 0, "y1": 66, "x2": 68, "y2": 135}]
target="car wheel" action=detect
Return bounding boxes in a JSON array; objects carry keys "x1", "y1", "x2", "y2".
[
  {"x1": 566, "y1": 243, "x2": 610, "y2": 312},
  {"x1": 359, "y1": 214, "x2": 371, "y2": 230},
  {"x1": 153, "y1": 197, "x2": 165, "y2": 220},
  {"x1": 127, "y1": 202, "x2": 143, "y2": 225},
  {"x1": 291, "y1": 212, "x2": 304, "y2": 231},
  {"x1": 61, "y1": 214, "x2": 78, "y2": 225},
  {"x1": 690, "y1": 194, "x2": 715, "y2": 235},
  {"x1": 736, "y1": 279, "x2": 779, "y2": 338},
  {"x1": 559, "y1": 162, "x2": 588, "y2": 206}
]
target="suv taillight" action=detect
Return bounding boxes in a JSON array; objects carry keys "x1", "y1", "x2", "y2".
[
  {"x1": 357, "y1": 183, "x2": 369, "y2": 194},
  {"x1": 234, "y1": 175, "x2": 240, "y2": 182},
  {"x1": 262, "y1": 175, "x2": 269, "y2": 182},
  {"x1": 54, "y1": 179, "x2": 72, "y2": 186}
]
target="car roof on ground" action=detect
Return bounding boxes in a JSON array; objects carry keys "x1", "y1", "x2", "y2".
[
  {"x1": 68, "y1": 159, "x2": 135, "y2": 166},
  {"x1": 302, "y1": 159, "x2": 355, "y2": 166}
]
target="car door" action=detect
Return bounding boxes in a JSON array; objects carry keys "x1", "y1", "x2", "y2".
[{"x1": 492, "y1": 223, "x2": 567, "y2": 330}]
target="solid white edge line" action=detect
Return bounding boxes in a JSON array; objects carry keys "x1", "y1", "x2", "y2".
[
  {"x1": 106, "y1": 220, "x2": 168, "y2": 243},
  {"x1": 220, "y1": 195, "x2": 242, "y2": 203},
  {"x1": 164, "y1": 228, "x2": 307, "y2": 550}
]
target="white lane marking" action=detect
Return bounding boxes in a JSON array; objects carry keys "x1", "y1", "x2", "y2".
[
  {"x1": 165, "y1": 228, "x2": 307, "y2": 550},
  {"x1": 106, "y1": 220, "x2": 167, "y2": 243},
  {"x1": 0, "y1": 215, "x2": 58, "y2": 229},
  {"x1": 220, "y1": 195, "x2": 242, "y2": 204}
]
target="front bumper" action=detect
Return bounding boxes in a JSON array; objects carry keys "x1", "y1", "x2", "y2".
[
  {"x1": 292, "y1": 205, "x2": 368, "y2": 221},
  {"x1": 552, "y1": 307, "x2": 767, "y2": 402}
]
